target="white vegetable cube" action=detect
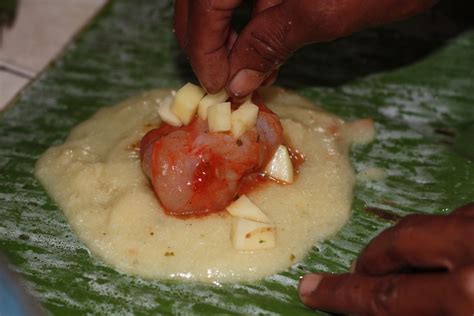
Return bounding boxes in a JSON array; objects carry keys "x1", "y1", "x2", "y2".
[
  {"x1": 170, "y1": 83, "x2": 205, "y2": 125},
  {"x1": 231, "y1": 102, "x2": 259, "y2": 138},
  {"x1": 157, "y1": 96, "x2": 182, "y2": 127},
  {"x1": 226, "y1": 195, "x2": 271, "y2": 223},
  {"x1": 198, "y1": 90, "x2": 229, "y2": 120},
  {"x1": 231, "y1": 218, "x2": 276, "y2": 250},
  {"x1": 207, "y1": 102, "x2": 231, "y2": 132},
  {"x1": 264, "y1": 145, "x2": 294, "y2": 183}
]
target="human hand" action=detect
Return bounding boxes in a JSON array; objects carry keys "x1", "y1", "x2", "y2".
[
  {"x1": 174, "y1": 0, "x2": 437, "y2": 98},
  {"x1": 298, "y1": 203, "x2": 474, "y2": 315}
]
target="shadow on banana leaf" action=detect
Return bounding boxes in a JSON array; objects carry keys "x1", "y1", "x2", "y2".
[{"x1": 278, "y1": 0, "x2": 474, "y2": 88}]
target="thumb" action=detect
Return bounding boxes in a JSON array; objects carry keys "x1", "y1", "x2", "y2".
[
  {"x1": 298, "y1": 272, "x2": 454, "y2": 315},
  {"x1": 226, "y1": 2, "x2": 299, "y2": 98},
  {"x1": 227, "y1": 1, "x2": 338, "y2": 98}
]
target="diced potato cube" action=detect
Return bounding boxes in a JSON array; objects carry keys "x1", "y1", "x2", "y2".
[
  {"x1": 170, "y1": 83, "x2": 205, "y2": 125},
  {"x1": 264, "y1": 145, "x2": 294, "y2": 183},
  {"x1": 198, "y1": 90, "x2": 229, "y2": 120},
  {"x1": 231, "y1": 102, "x2": 259, "y2": 138},
  {"x1": 226, "y1": 195, "x2": 271, "y2": 223},
  {"x1": 157, "y1": 96, "x2": 182, "y2": 127},
  {"x1": 231, "y1": 218, "x2": 275, "y2": 250},
  {"x1": 207, "y1": 102, "x2": 231, "y2": 132}
]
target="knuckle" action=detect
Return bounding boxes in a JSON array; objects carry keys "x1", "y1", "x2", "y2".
[
  {"x1": 371, "y1": 278, "x2": 398, "y2": 315},
  {"x1": 298, "y1": 0, "x2": 342, "y2": 39},
  {"x1": 245, "y1": 27, "x2": 293, "y2": 71},
  {"x1": 391, "y1": 214, "x2": 428, "y2": 238},
  {"x1": 448, "y1": 266, "x2": 474, "y2": 314},
  {"x1": 455, "y1": 266, "x2": 474, "y2": 299}
]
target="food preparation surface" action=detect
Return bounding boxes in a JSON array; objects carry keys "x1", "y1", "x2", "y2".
[{"x1": 0, "y1": 1, "x2": 473, "y2": 314}]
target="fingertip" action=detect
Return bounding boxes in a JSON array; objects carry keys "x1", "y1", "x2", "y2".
[
  {"x1": 193, "y1": 62, "x2": 228, "y2": 94},
  {"x1": 227, "y1": 69, "x2": 265, "y2": 98},
  {"x1": 298, "y1": 273, "x2": 323, "y2": 303},
  {"x1": 228, "y1": 95, "x2": 249, "y2": 106},
  {"x1": 200, "y1": 79, "x2": 224, "y2": 94}
]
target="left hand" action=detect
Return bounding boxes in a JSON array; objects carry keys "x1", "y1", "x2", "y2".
[{"x1": 298, "y1": 203, "x2": 474, "y2": 315}]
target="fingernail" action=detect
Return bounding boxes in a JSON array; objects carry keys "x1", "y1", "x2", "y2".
[
  {"x1": 262, "y1": 69, "x2": 278, "y2": 87},
  {"x1": 197, "y1": 78, "x2": 211, "y2": 93},
  {"x1": 198, "y1": 78, "x2": 222, "y2": 94},
  {"x1": 226, "y1": 31, "x2": 238, "y2": 50},
  {"x1": 228, "y1": 69, "x2": 264, "y2": 97},
  {"x1": 262, "y1": 74, "x2": 277, "y2": 87},
  {"x1": 229, "y1": 96, "x2": 249, "y2": 106},
  {"x1": 350, "y1": 260, "x2": 357, "y2": 273},
  {"x1": 298, "y1": 274, "x2": 323, "y2": 299}
]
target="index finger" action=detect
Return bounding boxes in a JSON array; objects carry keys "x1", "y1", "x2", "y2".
[
  {"x1": 186, "y1": 0, "x2": 242, "y2": 93},
  {"x1": 355, "y1": 213, "x2": 474, "y2": 275},
  {"x1": 298, "y1": 272, "x2": 456, "y2": 315}
]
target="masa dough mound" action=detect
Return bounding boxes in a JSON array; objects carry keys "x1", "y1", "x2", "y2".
[{"x1": 35, "y1": 87, "x2": 366, "y2": 283}]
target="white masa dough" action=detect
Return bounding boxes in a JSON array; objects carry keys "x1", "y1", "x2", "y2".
[{"x1": 35, "y1": 87, "x2": 372, "y2": 283}]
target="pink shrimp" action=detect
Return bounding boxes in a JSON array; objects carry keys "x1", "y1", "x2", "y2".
[{"x1": 140, "y1": 104, "x2": 283, "y2": 217}]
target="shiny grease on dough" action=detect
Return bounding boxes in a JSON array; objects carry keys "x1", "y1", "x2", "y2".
[{"x1": 35, "y1": 87, "x2": 368, "y2": 283}]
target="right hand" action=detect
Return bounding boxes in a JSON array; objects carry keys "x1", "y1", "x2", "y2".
[{"x1": 174, "y1": 0, "x2": 437, "y2": 98}]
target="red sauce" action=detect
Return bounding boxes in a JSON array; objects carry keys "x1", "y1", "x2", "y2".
[
  {"x1": 160, "y1": 155, "x2": 229, "y2": 219},
  {"x1": 327, "y1": 124, "x2": 340, "y2": 136},
  {"x1": 189, "y1": 154, "x2": 227, "y2": 205},
  {"x1": 238, "y1": 173, "x2": 269, "y2": 196},
  {"x1": 192, "y1": 159, "x2": 212, "y2": 192},
  {"x1": 288, "y1": 146, "x2": 305, "y2": 173}
]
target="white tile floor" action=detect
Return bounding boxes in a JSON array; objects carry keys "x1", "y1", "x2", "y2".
[
  {"x1": 0, "y1": 70, "x2": 29, "y2": 110},
  {"x1": 0, "y1": 0, "x2": 107, "y2": 111}
]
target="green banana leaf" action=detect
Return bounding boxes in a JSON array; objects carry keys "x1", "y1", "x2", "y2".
[{"x1": 1, "y1": 1, "x2": 473, "y2": 314}]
